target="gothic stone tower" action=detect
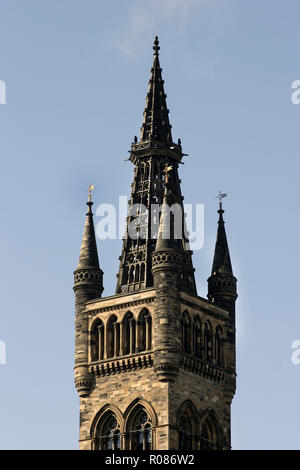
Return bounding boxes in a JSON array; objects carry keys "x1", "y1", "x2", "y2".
[{"x1": 73, "y1": 37, "x2": 237, "y2": 451}]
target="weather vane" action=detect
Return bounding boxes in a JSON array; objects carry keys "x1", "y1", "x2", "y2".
[
  {"x1": 215, "y1": 191, "x2": 228, "y2": 209},
  {"x1": 88, "y1": 184, "x2": 94, "y2": 202},
  {"x1": 216, "y1": 191, "x2": 227, "y2": 201}
]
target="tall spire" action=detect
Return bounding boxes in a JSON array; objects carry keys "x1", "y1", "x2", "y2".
[
  {"x1": 211, "y1": 200, "x2": 233, "y2": 276},
  {"x1": 116, "y1": 38, "x2": 196, "y2": 296},
  {"x1": 140, "y1": 36, "x2": 173, "y2": 143},
  {"x1": 76, "y1": 188, "x2": 100, "y2": 270}
]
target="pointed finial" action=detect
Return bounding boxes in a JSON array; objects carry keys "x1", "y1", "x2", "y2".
[
  {"x1": 88, "y1": 184, "x2": 94, "y2": 203},
  {"x1": 87, "y1": 184, "x2": 94, "y2": 213},
  {"x1": 153, "y1": 35, "x2": 160, "y2": 56}
]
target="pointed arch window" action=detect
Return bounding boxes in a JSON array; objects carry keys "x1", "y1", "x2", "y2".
[
  {"x1": 107, "y1": 315, "x2": 120, "y2": 359},
  {"x1": 193, "y1": 316, "x2": 201, "y2": 359},
  {"x1": 181, "y1": 312, "x2": 191, "y2": 354},
  {"x1": 200, "y1": 413, "x2": 221, "y2": 450},
  {"x1": 178, "y1": 402, "x2": 200, "y2": 450},
  {"x1": 129, "y1": 266, "x2": 135, "y2": 284},
  {"x1": 215, "y1": 326, "x2": 223, "y2": 366},
  {"x1": 91, "y1": 318, "x2": 104, "y2": 361},
  {"x1": 179, "y1": 415, "x2": 192, "y2": 450},
  {"x1": 127, "y1": 407, "x2": 152, "y2": 450},
  {"x1": 138, "y1": 309, "x2": 152, "y2": 352},
  {"x1": 122, "y1": 312, "x2": 136, "y2": 355},
  {"x1": 135, "y1": 264, "x2": 140, "y2": 282},
  {"x1": 140, "y1": 263, "x2": 145, "y2": 282},
  {"x1": 204, "y1": 322, "x2": 212, "y2": 362},
  {"x1": 96, "y1": 412, "x2": 121, "y2": 450},
  {"x1": 122, "y1": 266, "x2": 129, "y2": 285},
  {"x1": 200, "y1": 421, "x2": 212, "y2": 450}
]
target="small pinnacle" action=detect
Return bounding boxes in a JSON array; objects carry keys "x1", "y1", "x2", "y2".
[
  {"x1": 88, "y1": 184, "x2": 94, "y2": 201},
  {"x1": 87, "y1": 184, "x2": 94, "y2": 212},
  {"x1": 76, "y1": 190, "x2": 100, "y2": 270}
]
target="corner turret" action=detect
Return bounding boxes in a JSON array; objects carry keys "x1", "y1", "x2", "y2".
[{"x1": 73, "y1": 187, "x2": 103, "y2": 396}]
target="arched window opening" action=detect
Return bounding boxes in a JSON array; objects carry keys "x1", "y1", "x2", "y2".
[
  {"x1": 200, "y1": 422, "x2": 210, "y2": 450},
  {"x1": 96, "y1": 412, "x2": 121, "y2": 450},
  {"x1": 129, "y1": 265, "x2": 135, "y2": 284},
  {"x1": 107, "y1": 315, "x2": 120, "y2": 359},
  {"x1": 193, "y1": 316, "x2": 201, "y2": 359},
  {"x1": 128, "y1": 408, "x2": 152, "y2": 450},
  {"x1": 138, "y1": 309, "x2": 152, "y2": 352},
  {"x1": 178, "y1": 403, "x2": 200, "y2": 450},
  {"x1": 91, "y1": 319, "x2": 104, "y2": 362},
  {"x1": 179, "y1": 415, "x2": 192, "y2": 450},
  {"x1": 200, "y1": 413, "x2": 221, "y2": 450},
  {"x1": 122, "y1": 266, "x2": 128, "y2": 285},
  {"x1": 138, "y1": 165, "x2": 144, "y2": 178},
  {"x1": 122, "y1": 312, "x2": 136, "y2": 355},
  {"x1": 135, "y1": 264, "x2": 140, "y2": 282},
  {"x1": 204, "y1": 322, "x2": 212, "y2": 362},
  {"x1": 181, "y1": 312, "x2": 191, "y2": 354},
  {"x1": 215, "y1": 326, "x2": 223, "y2": 366},
  {"x1": 140, "y1": 263, "x2": 145, "y2": 282}
]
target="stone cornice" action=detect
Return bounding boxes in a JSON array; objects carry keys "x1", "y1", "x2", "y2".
[
  {"x1": 86, "y1": 289, "x2": 156, "y2": 316},
  {"x1": 180, "y1": 291, "x2": 229, "y2": 321}
]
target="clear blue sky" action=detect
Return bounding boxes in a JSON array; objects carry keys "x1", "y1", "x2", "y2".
[{"x1": 0, "y1": 0, "x2": 299, "y2": 450}]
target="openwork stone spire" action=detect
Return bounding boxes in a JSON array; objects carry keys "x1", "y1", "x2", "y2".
[{"x1": 116, "y1": 37, "x2": 196, "y2": 295}]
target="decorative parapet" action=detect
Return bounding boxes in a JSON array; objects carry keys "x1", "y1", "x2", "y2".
[
  {"x1": 180, "y1": 353, "x2": 225, "y2": 384},
  {"x1": 152, "y1": 251, "x2": 182, "y2": 269},
  {"x1": 89, "y1": 352, "x2": 153, "y2": 377},
  {"x1": 74, "y1": 268, "x2": 103, "y2": 287},
  {"x1": 130, "y1": 140, "x2": 182, "y2": 163}
]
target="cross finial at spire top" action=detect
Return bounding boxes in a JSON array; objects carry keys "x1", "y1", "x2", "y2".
[{"x1": 153, "y1": 35, "x2": 160, "y2": 55}]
